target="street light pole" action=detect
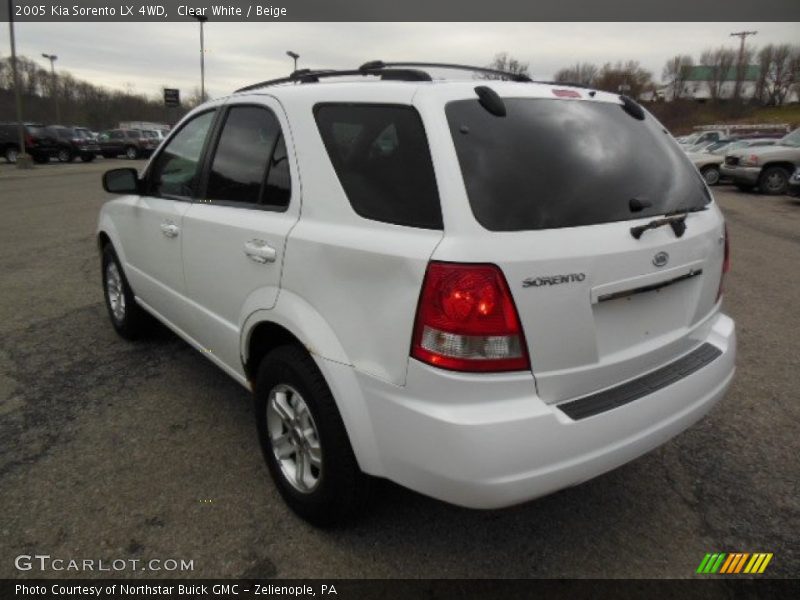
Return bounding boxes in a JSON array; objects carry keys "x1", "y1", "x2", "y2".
[
  {"x1": 193, "y1": 15, "x2": 208, "y2": 102},
  {"x1": 286, "y1": 51, "x2": 299, "y2": 73},
  {"x1": 41, "y1": 53, "x2": 60, "y2": 123},
  {"x1": 7, "y1": 0, "x2": 32, "y2": 168}
]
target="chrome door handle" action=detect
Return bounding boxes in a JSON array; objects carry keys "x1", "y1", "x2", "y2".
[
  {"x1": 160, "y1": 221, "x2": 179, "y2": 238},
  {"x1": 244, "y1": 239, "x2": 276, "y2": 264}
]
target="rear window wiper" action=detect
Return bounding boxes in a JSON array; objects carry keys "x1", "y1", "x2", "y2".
[{"x1": 630, "y1": 205, "x2": 708, "y2": 240}]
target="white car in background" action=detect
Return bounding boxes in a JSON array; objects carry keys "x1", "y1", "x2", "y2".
[
  {"x1": 96, "y1": 62, "x2": 736, "y2": 525},
  {"x1": 687, "y1": 139, "x2": 777, "y2": 186}
]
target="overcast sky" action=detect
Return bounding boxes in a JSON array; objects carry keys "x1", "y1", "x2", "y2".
[{"x1": 2, "y1": 22, "x2": 798, "y2": 98}]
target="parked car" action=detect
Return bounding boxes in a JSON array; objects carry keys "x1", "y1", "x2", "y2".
[
  {"x1": 72, "y1": 126, "x2": 99, "y2": 141},
  {"x1": 140, "y1": 129, "x2": 166, "y2": 147},
  {"x1": 98, "y1": 128, "x2": 158, "y2": 159},
  {"x1": 687, "y1": 138, "x2": 777, "y2": 186},
  {"x1": 97, "y1": 64, "x2": 735, "y2": 525},
  {"x1": 44, "y1": 125, "x2": 101, "y2": 162},
  {"x1": 0, "y1": 122, "x2": 54, "y2": 163},
  {"x1": 679, "y1": 130, "x2": 725, "y2": 148},
  {"x1": 720, "y1": 128, "x2": 800, "y2": 195}
]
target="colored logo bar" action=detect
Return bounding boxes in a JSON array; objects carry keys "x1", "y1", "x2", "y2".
[{"x1": 696, "y1": 553, "x2": 773, "y2": 574}]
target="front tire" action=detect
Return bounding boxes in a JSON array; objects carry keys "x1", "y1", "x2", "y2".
[
  {"x1": 4, "y1": 146, "x2": 19, "y2": 163},
  {"x1": 759, "y1": 166, "x2": 790, "y2": 196},
  {"x1": 254, "y1": 345, "x2": 369, "y2": 526},
  {"x1": 701, "y1": 165, "x2": 720, "y2": 186},
  {"x1": 125, "y1": 146, "x2": 139, "y2": 160},
  {"x1": 101, "y1": 244, "x2": 150, "y2": 340},
  {"x1": 80, "y1": 154, "x2": 95, "y2": 163}
]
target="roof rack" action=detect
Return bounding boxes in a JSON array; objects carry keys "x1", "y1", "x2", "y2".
[
  {"x1": 358, "y1": 61, "x2": 532, "y2": 82},
  {"x1": 236, "y1": 67, "x2": 431, "y2": 93},
  {"x1": 235, "y1": 60, "x2": 531, "y2": 93}
]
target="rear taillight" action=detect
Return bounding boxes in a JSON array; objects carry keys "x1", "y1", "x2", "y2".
[
  {"x1": 411, "y1": 262, "x2": 530, "y2": 372},
  {"x1": 25, "y1": 133, "x2": 34, "y2": 147},
  {"x1": 716, "y1": 224, "x2": 730, "y2": 302}
]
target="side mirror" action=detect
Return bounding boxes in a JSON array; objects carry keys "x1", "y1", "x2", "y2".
[{"x1": 103, "y1": 168, "x2": 140, "y2": 194}]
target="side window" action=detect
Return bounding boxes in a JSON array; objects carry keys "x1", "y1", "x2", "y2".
[
  {"x1": 110, "y1": 131, "x2": 123, "y2": 140},
  {"x1": 314, "y1": 104, "x2": 442, "y2": 230},
  {"x1": 206, "y1": 105, "x2": 290, "y2": 207},
  {"x1": 148, "y1": 111, "x2": 215, "y2": 199}
]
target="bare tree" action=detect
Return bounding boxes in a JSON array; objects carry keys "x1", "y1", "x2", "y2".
[
  {"x1": 594, "y1": 61, "x2": 653, "y2": 98},
  {"x1": 553, "y1": 62, "x2": 598, "y2": 86},
  {"x1": 757, "y1": 44, "x2": 797, "y2": 105},
  {"x1": 732, "y1": 44, "x2": 755, "y2": 101},
  {"x1": 482, "y1": 52, "x2": 530, "y2": 79},
  {"x1": 699, "y1": 47, "x2": 736, "y2": 100},
  {"x1": 662, "y1": 54, "x2": 694, "y2": 100}
]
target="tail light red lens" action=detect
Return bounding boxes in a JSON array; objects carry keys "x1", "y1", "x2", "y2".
[
  {"x1": 411, "y1": 262, "x2": 530, "y2": 372},
  {"x1": 716, "y1": 224, "x2": 730, "y2": 301}
]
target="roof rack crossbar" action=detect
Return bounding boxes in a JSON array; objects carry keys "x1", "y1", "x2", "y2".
[
  {"x1": 236, "y1": 67, "x2": 432, "y2": 93},
  {"x1": 359, "y1": 60, "x2": 532, "y2": 82}
]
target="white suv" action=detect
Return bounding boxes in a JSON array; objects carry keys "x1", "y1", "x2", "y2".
[{"x1": 97, "y1": 62, "x2": 736, "y2": 525}]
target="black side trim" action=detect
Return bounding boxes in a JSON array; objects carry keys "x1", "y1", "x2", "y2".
[{"x1": 557, "y1": 343, "x2": 722, "y2": 421}]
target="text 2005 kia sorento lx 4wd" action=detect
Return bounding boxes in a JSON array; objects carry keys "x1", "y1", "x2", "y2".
[{"x1": 97, "y1": 62, "x2": 735, "y2": 525}]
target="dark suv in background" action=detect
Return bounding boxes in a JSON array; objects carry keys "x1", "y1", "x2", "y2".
[
  {"x1": 98, "y1": 129, "x2": 158, "y2": 159},
  {"x1": 0, "y1": 122, "x2": 54, "y2": 164},
  {"x1": 44, "y1": 125, "x2": 101, "y2": 162}
]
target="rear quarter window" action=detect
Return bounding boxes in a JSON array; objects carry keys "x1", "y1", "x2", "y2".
[
  {"x1": 314, "y1": 103, "x2": 442, "y2": 230},
  {"x1": 446, "y1": 97, "x2": 709, "y2": 231}
]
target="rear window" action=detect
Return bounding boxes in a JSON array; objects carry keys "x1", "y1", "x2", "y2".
[
  {"x1": 314, "y1": 104, "x2": 442, "y2": 230},
  {"x1": 446, "y1": 97, "x2": 709, "y2": 231}
]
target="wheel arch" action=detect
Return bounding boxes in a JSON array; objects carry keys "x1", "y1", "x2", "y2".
[
  {"x1": 241, "y1": 293, "x2": 384, "y2": 475},
  {"x1": 761, "y1": 161, "x2": 795, "y2": 175}
]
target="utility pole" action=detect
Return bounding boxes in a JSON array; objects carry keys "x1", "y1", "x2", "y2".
[
  {"x1": 41, "y1": 53, "x2": 60, "y2": 123},
  {"x1": 730, "y1": 30, "x2": 757, "y2": 101},
  {"x1": 8, "y1": 0, "x2": 32, "y2": 168},
  {"x1": 193, "y1": 15, "x2": 208, "y2": 102}
]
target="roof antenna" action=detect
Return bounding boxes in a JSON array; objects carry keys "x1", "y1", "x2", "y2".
[{"x1": 474, "y1": 86, "x2": 506, "y2": 117}]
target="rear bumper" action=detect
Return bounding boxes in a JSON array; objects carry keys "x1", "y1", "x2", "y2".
[
  {"x1": 720, "y1": 164, "x2": 761, "y2": 185},
  {"x1": 338, "y1": 312, "x2": 735, "y2": 509}
]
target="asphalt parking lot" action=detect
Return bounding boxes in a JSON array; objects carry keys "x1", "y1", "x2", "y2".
[{"x1": 0, "y1": 160, "x2": 798, "y2": 579}]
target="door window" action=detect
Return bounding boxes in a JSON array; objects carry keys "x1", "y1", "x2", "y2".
[
  {"x1": 148, "y1": 111, "x2": 215, "y2": 199},
  {"x1": 206, "y1": 105, "x2": 290, "y2": 208}
]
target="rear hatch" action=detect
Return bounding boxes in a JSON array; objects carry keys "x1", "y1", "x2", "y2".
[{"x1": 443, "y1": 93, "x2": 726, "y2": 403}]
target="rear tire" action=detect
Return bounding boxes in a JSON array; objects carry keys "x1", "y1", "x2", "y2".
[
  {"x1": 101, "y1": 244, "x2": 150, "y2": 340},
  {"x1": 759, "y1": 166, "x2": 790, "y2": 196},
  {"x1": 57, "y1": 148, "x2": 74, "y2": 163},
  {"x1": 254, "y1": 345, "x2": 370, "y2": 527},
  {"x1": 80, "y1": 154, "x2": 95, "y2": 163},
  {"x1": 701, "y1": 165, "x2": 720, "y2": 186}
]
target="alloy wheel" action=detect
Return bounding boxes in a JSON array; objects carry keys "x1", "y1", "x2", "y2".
[
  {"x1": 266, "y1": 384, "x2": 322, "y2": 493},
  {"x1": 105, "y1": 262, "x2": 126, "y2": 322}
]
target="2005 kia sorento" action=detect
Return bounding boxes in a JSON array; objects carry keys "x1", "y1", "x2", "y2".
[{"x1": 97, "y1": 61, "x2": 736, "y2": 525}]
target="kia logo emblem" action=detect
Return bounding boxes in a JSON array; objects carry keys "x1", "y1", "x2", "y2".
[{"x1": 653, "y1": 251, "x2": 669, "y2": 267}]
